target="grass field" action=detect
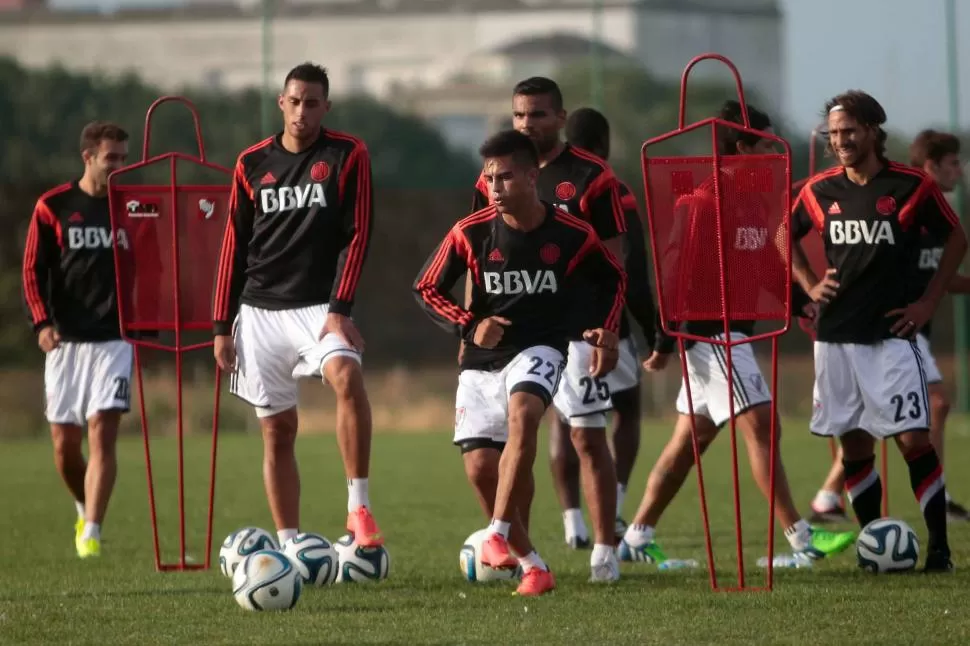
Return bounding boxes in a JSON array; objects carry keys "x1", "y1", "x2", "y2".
[{"x1": 2, "y1": 417, "x2": 970, "y2": 645}]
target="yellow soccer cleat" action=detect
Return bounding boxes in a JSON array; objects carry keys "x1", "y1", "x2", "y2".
[
  {"x1": 76, "y1": 536, "x2": 101, "y2": 559},
  {"x1": 74, "y1": 517, "x2": 84, "y2": 542}
]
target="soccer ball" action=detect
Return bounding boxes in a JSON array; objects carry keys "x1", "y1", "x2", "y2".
[
  {"x1": 281, "y1": 532, "x2": 338, "y2": 586},
  {"x1": 334, "y1": 534, "x2": 390, "y2": 583},
  {"x1": 231, "y1": 549, "x2": 302, "y2": 611},
  {"x1": 219, "y1": 527, "x2": 278, "y2": 577},
  {"x1": 856, "y1": 518, "x2": 920, "y2": 573},
  {"x1": 459, "y1": 529, "x2": 520, "y2": 582}
]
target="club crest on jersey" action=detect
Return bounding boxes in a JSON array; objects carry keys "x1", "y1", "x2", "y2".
[
  {"x1": 875, "y1": 196, "x2": 896, "y2": 216},
  {"x1": 68, "y1": 226, "x2": 130, "y2": 250},
  {"x1": 829, "y1": 220, "x2": 895, "y2": 245},
  {"x1": 310, "y1": 161, "x2": 330, "y2": 182},
  {"x1": 484, "y1": 270, "x2": 558, "y2": 295},
  {"x1": 540, "y1": 243, "x2": 560, "y2": 265},
  {"x1": 555, "y1": 182, "x2": 576, "y2": 201},
  {"x1": 260, "y1": 184, "x2": 327, "y2": 214}
]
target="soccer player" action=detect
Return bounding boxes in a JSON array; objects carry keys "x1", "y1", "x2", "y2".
[
  {"x1": 212, "y1": 62, "x2": 383, "y2": 549},
  {"x1": 466, "y1": 78, "x2": 629, "y2": 574},
  {"x1": 791, "y1": 91, "x2": 967, "y2": 572},
  {"x1": 808, "y1": 128, "x2": 970, "y2": 524},
  {"x1": 22, "y1": 121, "x2": 132, "y2": 558},
  {"x1": 414, "y1": 129, "x2": 626, "y2": 595},
  {"x1": 558, "y1": 106, "x2": 657, "y2": 540},
  {"x1": 619, "y1": 100, "x2": 856, "y2": 567}
]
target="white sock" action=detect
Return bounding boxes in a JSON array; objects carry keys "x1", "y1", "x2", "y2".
[
  {"x1": 616, "y1": 484, "x2": 627, "y2": 517},
  {"x1": 347, "y1": 478, "x2": 370, "y2": 512},
  {"x1": 277, "y1": 528, "x2": 298, "y2": 545},
  {"x1": 591, "y1": 543, "x2": 615, "y2": 566},
  {"x1": 784, "y1": 519, "x2": 812, "y2": 552},
  {"x1": 623, "y1": 523, "x2": 654, "y2": 547},
  {"x1": 811, "y1": 490, "x2": 842, "y2": 511},
  {"x1": 81, "y1": 522, "x2": 100, "y2": 541},
  {"x1": 518, "y1": 550, "x2": 548, "y2": 572},
  {"x1": 563, "y1": 508, "x2": 588, "y2": 539},
  {"x1": 945, "y1": 489, "x2": 953, "y2": 504},
  {"x1": 74, "y1": 500, "x2": 85, "y2": 519},
  {"x1": 488, "y1": 519, "x2": 511, "y2": 539}
]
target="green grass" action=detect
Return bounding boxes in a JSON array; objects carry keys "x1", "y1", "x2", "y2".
[{"x1": 2, "y1": 419, "x2": 970, "y2": 645}]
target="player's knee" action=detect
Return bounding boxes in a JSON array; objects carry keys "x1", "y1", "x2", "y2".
[
  {"x1": 50, "y1": 425, "x2": 82, "y2": 459},
  {"x1": 259, "y1": 413, "x2": 298, "y2": 451},
  {"x1": 463, "y1": 450, "x2": 499, "y2": 497},
  {"x1": 507, "y1": 401, "x2": 544, "y2": 445},
  {"x1": 840, "y1": 430, "x2": 875, "y2": 461},
  {"x1": 569, "y1": 425, "x2": 608, "y2": 457},
  {"x1": 930, "y1": 390, "x2": 950, "y2": 421},
  {"x1": 325, "y1": 356, "x2": 364, "y2": 401},
  {"x1": 87, "y1": 412, "x2": 120, "y2": 456}
]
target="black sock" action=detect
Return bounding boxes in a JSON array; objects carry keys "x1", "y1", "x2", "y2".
[
  {"x1": 905, "y1": 446, "x2": 948, "y2": 555},
  {"x1": 843, "y1": 455, "x2": 882, "y2": 527}
]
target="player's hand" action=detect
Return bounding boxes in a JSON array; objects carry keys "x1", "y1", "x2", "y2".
[
  {"x1": 583, "y1": 328, "x2": 619, "y2": 378},
  {"x1": 37, "y1": 325, "x2": 60, "y2": 353},
  {"x1": 321, "y1": 313, "x2": 365, "y2": 352},
  {"x1": 473, "y1": 316, "x2": 511, "y2": 349},
  {"x1": 800, "y1": 302, "x2": 820, "y2": 332},
  {"x1": 808, "y1": 268, "x2": 840, "y2": 304},
  {"x1": 886, "y1": 300, "x2": 934, "y2": 339},
  {"x1": 642, "y1": 350, "x2": 670, "y2": 372},
  {"x1": 582, "y1": 328, "x2": 619, "y2": 351},
  {"x1": 214, "y1": 335, "x2": 236, "y2": 372}
]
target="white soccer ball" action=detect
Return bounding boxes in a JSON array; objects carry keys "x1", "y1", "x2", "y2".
[
  {"x1": 231, "y1": 549, "x2": 302, "y2": 611},
  {"x1": 281, "y1": 532, "x2": 338, "y2": 586},
  {"x1": 856, "y1": 518, "x2": 920, "y2": 573},
  {"x1": 459, "y1": 529, "x2": 520, "y2": 582},
  {"x1": 334, "y1": 534, "x2": 390, "y2": 583},
  {"x1": 219, "y1": 527, "x2": 278, "y2": 577}
]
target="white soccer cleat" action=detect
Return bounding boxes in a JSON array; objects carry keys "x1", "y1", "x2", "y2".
[{"x1": 590, "y1": 551, "x2": 620, "y2": 583}]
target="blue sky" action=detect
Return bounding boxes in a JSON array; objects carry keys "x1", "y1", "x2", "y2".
[{"x1": 45, "y1": 0, "x2": 970, "y2": 135}]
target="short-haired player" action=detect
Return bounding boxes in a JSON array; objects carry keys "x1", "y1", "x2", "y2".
[
  {"x1": 213, "y1": 63, "x2": 383, "y2": 549},
  {"x1": 415, "y1": 129, "x2": 626, "y2": 594},
  {"x1": 792, "y1": 91, "x2": 967, "y2": 572},
  {"x1": 22, "y1": 121, "x2": 132, "y2": 558},
  {"x1": 619, "y1": 100, "x2": 856, "y2": 567}
]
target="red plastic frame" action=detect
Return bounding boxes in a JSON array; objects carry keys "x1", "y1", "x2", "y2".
[
  {"x1": 640, "y1": 53, "x2": 793, "y2": 592},
  {"x1": 107, "y1": 96, "x2": 230, "y2": 572}
]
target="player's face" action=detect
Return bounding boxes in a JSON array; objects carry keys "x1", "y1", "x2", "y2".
[
  {"x1": 926, "y1": 153, "x2": 964, "y2": 193},
  {"x1": 482, "y1": 155, "x2": 537, "y2": 214},
  {"x1": 278, "y1": 80, "x2": 331, "y2": 140},
  {"x1": 83, "y1": 139, "x2": 128, "y2": 183},
  {"x1": 827, "y1": 111, "x2": 875, "y2": 168},
  {"x1": 512, "y1": 93, "x2": 565, "y2": 154}
]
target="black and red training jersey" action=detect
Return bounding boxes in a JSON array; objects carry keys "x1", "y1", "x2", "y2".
[
  {"x1": 911, "y1": 227, "x2": 948, "y2": 339},
  {"x1": 792, "y1": 162, "x2": 961, "y2": 344},
  {"x1": 212, "y1": 129, "x2": 372, "y2": 335},
  {"x1": 21, "y1": 181, "x2": 123, "y2": 342},
  {"x1": 413, "y1": 203, "x2": 627, "y2": 371},
  {"x1": 616, "y1": 179, "x2": 657, "y2": 349}
]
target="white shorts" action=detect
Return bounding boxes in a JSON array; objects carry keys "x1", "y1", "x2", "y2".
[
  {"x1": 674, "y1": 334, "x2": 772, "y2": 427},
  {"x1": 916, "y1": 333, "x2": 942, "y2": 384},
  {"x1": 810, "y1": 339, "x2": 930, "y2": 439},
  {"x1": 44, "y1": 340, "x2": 133, "y2": 426},
  {"x1": 454, "y1": 345, "x2": 565, "y2": 448},
  {"x1": 553, "y1": 341, "x2": 615, "y2": 428},
  {"x1": 605, "y1": 337, "x2": 641, "y2": 394},
  {"x1": 229, "y1": 304, "x2": 361, "y2": 418}
]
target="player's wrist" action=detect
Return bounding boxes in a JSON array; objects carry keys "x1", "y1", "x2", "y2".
[
  {"x1": 212, "y1": 321, "x2": 232, "y2": 336},
  {"x1": 34, "y1": 321, "x2": 53, "y2": 335},
  {"x1": 327, "y1": 300, "x2": 353, "y2": 317}
]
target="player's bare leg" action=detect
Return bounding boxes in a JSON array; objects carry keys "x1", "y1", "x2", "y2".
[
  {"x1": 894, "y1": 429, "x2": 952, "y2": 572},
  {"x1": 810, "y1": 446, "x2": 847, "y2": 523},
  {"x1": 259, "y1": 408, "x2": 301, "y2": 545},
  {"x1": 610, "y1": 386, "x2": 641, "y2": 538},
  {"x1": 482, "y1": 391, "x2": 555, "y2": 595},
  {"x1": 324, "y1": 356, "x2": 383, "y2": 547},
  {"x1": 548, "y1": 412, "x2": 587, "y2": 548},
  {"x1": 570, "y1": 424, "x2": 619, "y2": 578},
  {"x1": 462, "y1": 449, "x2": 532, "y2": 557},
  {"x1": 50, "y1": 423, "x2": 87, "y2": 535},
  {"x1": 77, "y1": 411, "x2": 121, "y2": 557},
  {"x1": 927, "y1": 384, "x2": 968, "y2": 521},
  {"x1": 620, "y1": 413, "x2": 717, "y2": 564}
]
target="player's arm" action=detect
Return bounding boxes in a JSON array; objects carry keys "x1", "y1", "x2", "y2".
[
  {"x1": 619, "y1": 185, "x2": 657, "y2": 349},
  {"x1": 21, "y1": 199, "x2": 59, "y2": 345},
  {"x1": 913, "y1": 178, "x2": 969, "y2": 309},
  {"x1": 947, "y1": 273, "x2": 970, "y2": 294},
  {"x1": 413, "y1": 228, "x2": 476, "y2": 338},
  {"x1": 570, "y1": 229, "x2": 627, "y2": 337},
  {"x1": 329, "y1": 143, "x2": 374, "y2": 317},
  {"x1": 212, "y1": 158, "x2": 256, "y2": 337},
  {"x1": 581, "y1": 167, "x2": 627, "y2": 263}
]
